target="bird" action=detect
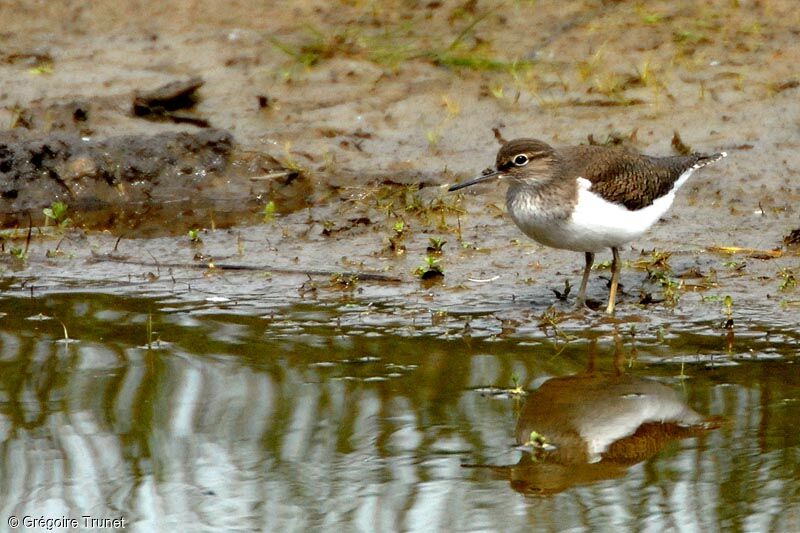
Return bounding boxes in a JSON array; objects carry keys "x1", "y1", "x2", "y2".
[{"x1": 448, "y1": 138, "x2": 727, "y2": 314}]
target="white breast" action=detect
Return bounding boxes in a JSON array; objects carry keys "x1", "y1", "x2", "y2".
[{"x1": 507, "y1": 170, "x2": 695, "y2": 253}]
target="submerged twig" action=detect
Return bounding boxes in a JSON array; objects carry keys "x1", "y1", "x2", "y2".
[{"x1": 90, "y1": 255, "x2": 402, "y2": 283}]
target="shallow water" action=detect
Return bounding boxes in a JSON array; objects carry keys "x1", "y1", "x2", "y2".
[
  {"x1": 0, "y1": 293, "x2": 800, "y2": 531},
  {"x1": 1, "y1": 292, "x2": 798, "y2": 532}
]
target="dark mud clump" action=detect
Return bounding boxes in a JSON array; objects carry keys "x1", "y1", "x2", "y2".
[{"x1": 0, "y1": 128, "x2": 232, "y2": 215}]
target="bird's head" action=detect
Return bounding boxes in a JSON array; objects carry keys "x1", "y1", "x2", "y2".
[{"x1": 448, "y1": 138, "x2": 557, "y2": 191}]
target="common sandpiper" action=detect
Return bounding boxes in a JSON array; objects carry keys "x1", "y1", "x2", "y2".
[{"x1": 449, "y1": 138, "x2": 727, "y2": 314}]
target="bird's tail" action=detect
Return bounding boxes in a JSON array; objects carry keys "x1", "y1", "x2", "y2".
[{"x1": 694, "y1": 151, "x2": 727, "y2": 168}]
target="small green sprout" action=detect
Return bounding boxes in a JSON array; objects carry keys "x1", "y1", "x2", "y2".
[
  {"x1": 415, "y1": 255, "x2": 444, "y2": 280},
  {"x1": 43, "y1": 201, "x2": 71, "y2": 228},
  {"x1": 779, "y1": 268, "x2": 797, "y2": 291},
  {"x1": 262, "y1": 200, "x2": 277, "y2": 222},
  {"x1": 723, "y1": 259, "x2": 744, "y2": 269},
  {"x1": 524, "y1": 430, "x2": 550, "y2": 449},
  {"x1": 594, "y1": 259, "x2": 613, "y2": 270},
  {"x1": 29, "y1": 64, "x2": 53, "y2": 75},
  {"x1": 509, "y1": 372, "x2": 524, "y2": 396},
  {"x1": 388, "y1": 220, "x2": 407, "y2": 254},
  {"x1": 661, "y1": 276, "x2": 682, "y2": 305},
  {"x1": 647, "y1": 268, "x2": 682, "y2": 306},
  {"x1": 425, "y1": 128, "x2": 442, "y2": 148},
  {"x1": 10, "y1": 247, "x2": 28, "y2": 260},
  {"x1": 427, "y1": 237, "x2": 446, "y2": 254},
  {"x1": 489, "y1": 83, "x2": 504, "y2": 99},
  {"x1": 321, "y1": 220, "x2": 336, "y2": 235},
  {"x1": 188, "y1": 228, "x2": 202, "y2": 243},
  {"x1": 723, "y1": 295, "x2": 734, "y2": 316},
  {"x1": 638, "y1": 250, "x2": 672, "y2": 270}
]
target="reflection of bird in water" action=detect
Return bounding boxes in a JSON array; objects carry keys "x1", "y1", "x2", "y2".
[
  {"x1": 508, "y1": 372, "x2": 716, "y2": 495},
  {"x1": 466, "y1": 341, "x2": 719, "y2": 496}
]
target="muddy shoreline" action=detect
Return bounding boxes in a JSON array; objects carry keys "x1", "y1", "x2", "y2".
[{"x1": 1, "y1": 0, "x2": 799, "y2": 333}]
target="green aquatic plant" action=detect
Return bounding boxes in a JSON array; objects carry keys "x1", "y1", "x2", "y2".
[
  {"x1": 637, "y1": 250, "x2": 682, "y2": 305},
  {"x1": 723, "y1": 295, "x2": 734, "y2": 317},
  {"x1": 636, "y1": 249, "x2": 672, "y2": 270},
  {"x1": 427, "y1": 237, "x2": 446, "y2": 254},
  {"x1": 29, "y1": 64, "x2": 53, "y2": 75},
  {"x1": 594, "y1": 259, "x2": 613, "y2": 270},
  {"x1": 43, "y1": 201, "x2": 71, "y2": 228},
  {"x1": 388, "y1": 220, "x2": 407, "y2": 254},
  {"x1": 649, "y1": 269, "x2": 683, "y2": 306},
  {"x1": 779, "y1": 268, "x2": 797, "y2": 291},
  {"x1": 10, "y1": 247, "x2": 28, "y2": 260},
  {"x1": 723, "y1": 259, "x2": 745, "y2": 270},
  {"x1": 321, "y1": 220, "x2": 336, "y2": 235},
  {"x1": 262, "y1": 201, "x2": 277, "y2": 223},
  {"x1": 415, "y1": 255, "x2": 444, "y2": 279},
  {"x1": 524, "y1": 430, "x2": 551, "y2": 450},
  {"x1": 509, "y1": 372, "x2": 525, "y2": 396}
]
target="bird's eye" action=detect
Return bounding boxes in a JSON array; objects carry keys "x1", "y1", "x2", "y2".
[{"x1": 513, "y1": 154, "x2": 529, "y2": 166}]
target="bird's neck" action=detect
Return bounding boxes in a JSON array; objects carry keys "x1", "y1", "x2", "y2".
[{"x1": 505, "y1": 177, "x2": 577, "y2": 221}]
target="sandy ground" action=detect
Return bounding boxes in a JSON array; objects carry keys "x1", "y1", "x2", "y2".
[{"x1": 1, "y1": 0, "x2": 799, "y2": 338}]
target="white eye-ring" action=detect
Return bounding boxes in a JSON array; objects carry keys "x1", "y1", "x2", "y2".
[{"x1": 513, "y1": 154, "x2": 529, "y2": 166}]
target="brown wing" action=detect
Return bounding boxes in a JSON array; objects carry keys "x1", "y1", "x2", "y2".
[{"x1": 560, "y1": 146, "x2": 722, "y2": 210}]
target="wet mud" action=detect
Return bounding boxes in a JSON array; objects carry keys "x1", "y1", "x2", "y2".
[
  {"x1": 1, "y1": 0, "x2": 798, "y2": 329},
  {"x1": 0, "y1": 129, "x2": 232, "y2": 212}
]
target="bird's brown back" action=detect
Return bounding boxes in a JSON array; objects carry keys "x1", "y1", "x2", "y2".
[{"x1": 557, "y1": 145, "x2": 721, "y2": 210}]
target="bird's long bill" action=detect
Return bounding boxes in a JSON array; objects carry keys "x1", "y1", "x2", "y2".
[{"x1": 447, "y1": 169, "x2": 503, "y2": 192}]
